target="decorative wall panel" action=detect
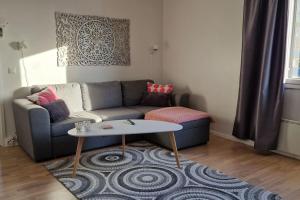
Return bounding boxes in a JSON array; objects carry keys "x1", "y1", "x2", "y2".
[{"x1": 55, "y1": 12, "x2": 130, "y2": 66}]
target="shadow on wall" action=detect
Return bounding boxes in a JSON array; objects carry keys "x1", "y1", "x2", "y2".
[
  {"x1": 189, "y1": 93, "x2": 235, "y2": 134},
  {"x1": 176, "y1": 85, "x2": 208, "y2": 111},
  {"x1": 189, "y1": 94, "x2": 208, "y2": 112},
  {"x1": 176, "y1": 86, "x2": 235, "y2": 135}
]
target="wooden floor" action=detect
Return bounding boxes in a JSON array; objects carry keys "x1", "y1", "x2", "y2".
[{"x1": 0, "y1": 135, "x2": 299, "y2": 200}]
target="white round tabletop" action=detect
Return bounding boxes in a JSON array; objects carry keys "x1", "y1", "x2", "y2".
[{"x1": 68, "y1": 119, "x2": 183, "y2": 137}]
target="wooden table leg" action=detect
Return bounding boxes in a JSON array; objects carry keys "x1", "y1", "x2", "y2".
[
  {"x1": 72, "y1": 137, "x2": 85, "y2": 177},
  {"x1": 168, "y1": 132, "x2": 181, "y2": 169},
  {"x1": 122, "y1": 135, "x2": 126, "y2": 158}
]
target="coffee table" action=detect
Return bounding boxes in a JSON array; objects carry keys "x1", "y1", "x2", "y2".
[{"x1": 68, "y1": 119, "x2": 183, "y2": 177}]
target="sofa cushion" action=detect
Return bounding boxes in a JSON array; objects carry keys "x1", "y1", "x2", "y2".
[
  {"x1": 51, "y1": 117, "x2": 95, "y2": 137},
  {"x1": 145, "y1": 106, "x2": 210, "y2": 124},
  {"x1": 43, "y1": 99, "x2": 70, "y2": 122},
  {"x1": 147, "y1": 82, "x2": 174, "y2": 94},
  {"x1": 121, "y1": 80, "x2": 154, "y2": 106},
  {"x1": 89, "y1": 107, "x2": 143, "y2": 121},
  {"x1": 81, "y1": 81, "x2": 122, "y2": 111},
  {"x1": 128, "y1": 106, "x2": 160, "y2": 114},
  {"x1": 140, "y1": 92, "x2": 171, "y2": 107},
  {"x1": 27, "y1": 86, "x2": 59, "y2": 106},
  {"x1": 52, "y1": 83, "x2": 84, "y2": 113}
]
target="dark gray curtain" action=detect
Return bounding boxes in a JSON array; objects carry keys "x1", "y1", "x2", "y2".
[{"x1": 233, "y1": 0, "x2": 288, "y2": 152}]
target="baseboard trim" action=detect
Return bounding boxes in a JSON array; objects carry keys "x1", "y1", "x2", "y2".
[
  {"x1": 210, "y1": 130, "x2": 254, "y2": 146},
  {"x1": 210, "y1": 130, "x2": 300, "y2": 160},
  {"x1": 273, "y1": 150, "x2": 300, "y2": 160}
]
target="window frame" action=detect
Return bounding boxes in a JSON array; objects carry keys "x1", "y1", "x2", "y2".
[{"x1": 287, "y1": 0, "x2": 300, "y2": 83}]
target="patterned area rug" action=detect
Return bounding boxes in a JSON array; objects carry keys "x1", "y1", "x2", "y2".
[{"x1": 44, "y1": 141, "x2": 281, "y2": 200}]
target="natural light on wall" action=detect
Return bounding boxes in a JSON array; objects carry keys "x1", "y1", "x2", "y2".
[{"x1": 19, "y1": 47, "x2": 67, "y2": 86}]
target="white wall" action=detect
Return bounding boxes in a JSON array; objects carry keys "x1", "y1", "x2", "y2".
[
  {"x1": 0, "y1": 0, "x2": 163, "y2": 144},
  {"x1": 163, "y1": 0, "x2": 243, "y2": 135}
]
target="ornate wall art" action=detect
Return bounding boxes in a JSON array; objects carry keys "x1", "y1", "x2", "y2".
[{"x1": 55, "y1": 12, "x2": 130, "y2": 66}]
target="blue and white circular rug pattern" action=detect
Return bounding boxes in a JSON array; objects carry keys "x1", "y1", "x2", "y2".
[{"x1": 44, "y1": 141, "x2": 281, "y2": 200}]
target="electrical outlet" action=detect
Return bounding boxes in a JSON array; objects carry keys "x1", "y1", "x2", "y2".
[{"x1": 5, "y1": 135, "x2": 18, "y2": 146}]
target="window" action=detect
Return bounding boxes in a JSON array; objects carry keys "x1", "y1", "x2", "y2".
[{"x1": 289, "y1": 0, "x2": 300, "y2": 79}]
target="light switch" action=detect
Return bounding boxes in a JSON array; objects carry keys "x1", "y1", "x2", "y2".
[
  {"x1": 8, "y1": 67, "x2": 17, "y2": 74},
  {"x1": 0, "y1": 18, "x2": 8, "y2": 38}
]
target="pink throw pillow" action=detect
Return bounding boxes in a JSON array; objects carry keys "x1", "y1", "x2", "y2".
[
  {"x1": 147, "y1": 82, "x2": 174, "y2": 94},
  {"x1": 27, "y1": 86, "x2": 59, "y2": 106}
]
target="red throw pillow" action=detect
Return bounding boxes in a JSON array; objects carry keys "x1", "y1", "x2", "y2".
[
  {"x1": 27, "y1": 86, "x2": 59, "y2": 106},
  {"x1": 147, "y1": 82, "x2": 174, "y2": 94}
]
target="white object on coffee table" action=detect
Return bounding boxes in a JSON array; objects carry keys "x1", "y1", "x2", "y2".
[{"x1": 68, "y1": 119, "x2": 183, "y2": 177}]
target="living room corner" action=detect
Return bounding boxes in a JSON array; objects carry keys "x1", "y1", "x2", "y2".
[{"x1": 0, "y1": 0, "x2": 164, "y2": 146}]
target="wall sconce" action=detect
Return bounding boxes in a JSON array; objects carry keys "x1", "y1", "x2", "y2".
[
  {"x1": 8, "y1": 41, "x2": 28, "y2": 76},
  {"x1": 0, "y1": 18, "x2": 8, "y2": 38},
  {"x1": 9, "y1": 41, "x2": 27, "y2": 51},
  {"x1": 150, "y1": 44, "x2": 159, "y2": 54}
]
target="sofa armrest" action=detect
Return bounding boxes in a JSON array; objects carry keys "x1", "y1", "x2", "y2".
[
  {"x1": 13, "y1": 99, "x2": 52, "y2": 161},
  {"x1": 171, "y1": 93, "x2": 190, "y2": 107}
]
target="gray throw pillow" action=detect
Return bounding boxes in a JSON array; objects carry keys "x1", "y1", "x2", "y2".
[
  {"x1": 140, "y1": 92, "x2": 171, "y2": 107},
  {"x1": 43, "y1": 99, "x2": 70, "y2": 122},
  {"x1": 121, "y1": 80, "x2": 154, "y2": 106}
]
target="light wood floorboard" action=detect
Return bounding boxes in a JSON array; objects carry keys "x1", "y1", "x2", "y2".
[{"x1": 0, "y1": 135, "x2": 299, "y2": 199}]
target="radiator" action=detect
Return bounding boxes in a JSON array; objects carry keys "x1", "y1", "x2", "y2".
[
  {"x1": 277, "y1": 119, "x2": 300, "y2": 158},
  {"x1": 0, "y1": 104, "x2": 5, "y2": 146}
]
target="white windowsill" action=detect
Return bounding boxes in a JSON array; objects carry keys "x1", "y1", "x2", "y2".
[{"x1": 285, "y1": 78, "x2": 300, "y2": 89}]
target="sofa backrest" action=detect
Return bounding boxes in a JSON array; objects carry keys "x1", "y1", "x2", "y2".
[
  {"x1": 15, "y1": 83, "x2": 84, "y2": 113},
  {"x1": 51, "y1": 83, "x2": 84, "y2": 113},
  {"x1": 14, "y1": 79, "x2": 153, "y2": 112},
  {"x1": 81, "y1": 81, "x2": 123, "y2": 111},
  {"x1": 121, "y1": 79, "x2": 153, "y2": 106}
]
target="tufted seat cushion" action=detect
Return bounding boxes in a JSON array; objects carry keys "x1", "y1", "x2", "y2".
[
  {"x1": 145, "y1": 106, "x2": 210, "y2": 124},
  {"x1": 89, "y1": 107, "x2": 143, "y2": 121},
  {"x1": 128, "y1": 105, "x2": 160, "y2": 114}
]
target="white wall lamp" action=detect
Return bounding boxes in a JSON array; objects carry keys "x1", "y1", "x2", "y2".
[
  {"x1": 0, "y1": 18, "x2": 8, "y2": 38},
  {"x1": 9, "y1": 41, "x2": 27, "y2": 51},
  {"x1": 8, "y1": 41, "x2": 29, "y2": 86},
  {"x1": 8, "y1": 41, "x2": 27, "y2": 75}
]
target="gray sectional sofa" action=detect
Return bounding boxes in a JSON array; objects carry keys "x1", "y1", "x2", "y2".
[{"x1": 13, "y1": 80, "x2": 209, "y2": 161}]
